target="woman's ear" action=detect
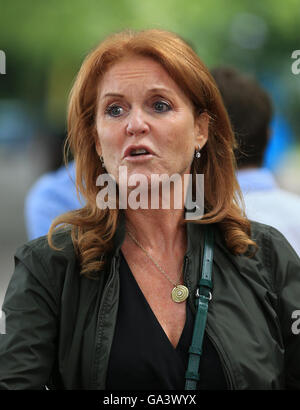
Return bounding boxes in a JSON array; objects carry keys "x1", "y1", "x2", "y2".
[
  {"x1": 95, "y1": 139, "x2": 102, "y2": 157},
  {"x1": 195, "y1": 111, "x2": 209, "y2": 149},
  {"x1": 93, "y1": 126, "x2": 102, "y2": 157}
]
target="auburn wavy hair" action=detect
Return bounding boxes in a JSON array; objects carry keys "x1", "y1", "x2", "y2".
[{"x1": 48, "y1": 28, "x2": 257, "y2": 278}]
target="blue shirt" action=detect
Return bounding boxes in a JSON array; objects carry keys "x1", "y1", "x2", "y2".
[
  {"x1": 237, "y1": 167, "x2": 300, "y2": 255},
  {"x1": 25, "y1": 161, "x2": 83, "y2": 240}
]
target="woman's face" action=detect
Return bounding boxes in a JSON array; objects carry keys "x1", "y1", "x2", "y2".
[{"x1": 95, "y1": 55, "x2": 208, "y2": 184}]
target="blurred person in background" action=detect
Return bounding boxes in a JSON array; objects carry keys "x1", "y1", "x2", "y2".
[
  {"x1": 211, "y1": 66, "x2": 300, "y2": 256},
  {"x1": 1, "y1": 29, "x2": 299, "y2": 390},
  {"x1": 25, "y1": 160, "x2": 82, "y2": 240}
]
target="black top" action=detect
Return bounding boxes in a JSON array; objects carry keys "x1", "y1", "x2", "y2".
[{"x1": 106, "y1": 252, "x2": 227, "y2": 390}]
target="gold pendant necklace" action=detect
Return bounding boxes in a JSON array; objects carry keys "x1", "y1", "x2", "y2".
[
  {"x1": 171, "y1": 284, "x2": 189, "y2": 303},
  {"x1": 127, "y1": 230, "x2": 189, "y2": 303}
]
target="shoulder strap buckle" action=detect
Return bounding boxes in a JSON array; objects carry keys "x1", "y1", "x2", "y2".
[{"x1": 195, "y1": 288, "x2": 212, "y2": 301}]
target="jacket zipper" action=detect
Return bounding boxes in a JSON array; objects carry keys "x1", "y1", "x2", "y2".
[
  {"x1": 91, "y1": 254, "x2": 119, "y2": 389},
  {"x1": 183, "y1": 255, "x2": 189, "y2": 283},
  {"x1": 183, "y1": 256, "x2": 197, "y2": 316},
  {"x1": 206, "y1": 325, "x2": 235, "y2": 390}
]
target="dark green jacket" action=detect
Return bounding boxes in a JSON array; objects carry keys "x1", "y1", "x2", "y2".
[{"x1": 0, "y1": 218, "x2": 300, "y2": 390}]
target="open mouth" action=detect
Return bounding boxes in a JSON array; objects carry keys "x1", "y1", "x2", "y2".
[
  {"x1": 123, "y1": 145, "x2": 154, "y2": 160},
  {"x1": 129, "y1": 148, "x2": 150, "y2": 157}
]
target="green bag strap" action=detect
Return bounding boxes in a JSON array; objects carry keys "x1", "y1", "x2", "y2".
[{"x1": 185, "y1": 224, "x2": 214, "y2": 390}]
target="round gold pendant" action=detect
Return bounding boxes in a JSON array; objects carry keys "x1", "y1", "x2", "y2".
[{"x1": 171, "y1": 285, "x2": 189, "y2": 303}]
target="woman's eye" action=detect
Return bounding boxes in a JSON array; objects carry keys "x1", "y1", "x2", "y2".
[
  {"x1": 153, "y1": 101, "x2": 171, "y2": 113},
  {"x1": 105, "y1": 105, "x2": 124, "y2": 117}
]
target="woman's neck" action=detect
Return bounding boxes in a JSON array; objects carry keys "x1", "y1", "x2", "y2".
[{"x1": 124, "y1": 208, "x2": 186, "y2": 254}]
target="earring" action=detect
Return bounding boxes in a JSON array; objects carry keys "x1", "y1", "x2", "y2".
[
  {"x1": 195, "y1": 145, "x2": 201, "y2": 159},
  {"x1": 99, "y1": 155, "x2": 105, "y2": 168}
]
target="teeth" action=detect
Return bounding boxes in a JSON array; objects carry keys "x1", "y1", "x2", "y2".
[{"x1": 131, "y1": 148, "x2": 148, "y2": 156}]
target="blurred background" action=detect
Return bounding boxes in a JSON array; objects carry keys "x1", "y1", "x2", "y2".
[{"x1": 1, "y1": 0, "x2": 300, "y2": 307}]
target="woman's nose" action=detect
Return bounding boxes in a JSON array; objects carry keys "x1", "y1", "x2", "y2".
[{"x1": 126, "y1": 108, "x2": 150, "y2": 136}]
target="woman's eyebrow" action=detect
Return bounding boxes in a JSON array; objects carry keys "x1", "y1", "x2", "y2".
[
  {"x1": 101, "y1": 87, "x2": 174, "y2": 100},
  {"x1": 101, "y1": 92, "x2": 124, "y2": 100},
  {"x1": 147, "y1": 87, "x2": 174, "y2": 95}
]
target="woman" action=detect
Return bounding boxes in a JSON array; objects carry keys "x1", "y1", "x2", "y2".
[{"x1": 0, "y1": 29, "x2": 299, "y2": 390}]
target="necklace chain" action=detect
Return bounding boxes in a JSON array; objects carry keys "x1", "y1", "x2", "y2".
[{"x1": 127, "y1": 230, "x2": 184, "y2": 287}]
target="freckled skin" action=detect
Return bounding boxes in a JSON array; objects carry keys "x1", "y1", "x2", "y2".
[{"x1": 95, "y1": 56, "x2": 208, "y2": 185}]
